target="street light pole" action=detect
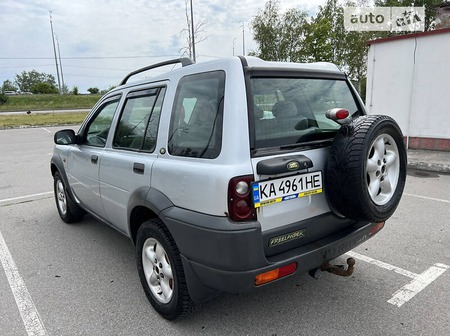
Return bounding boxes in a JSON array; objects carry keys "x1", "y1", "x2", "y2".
[
  {"x1": 190, "y1": 0, "x2": 196, "y2": 62},
  {"x1": 241, "y1": 21, "x2": 245, "y2": 56},
  {"x1": 55, "y1": 34, "x2": 65, "y2": 94},
  {"x1": 49, "y1": 11, "x2": 61, "y2": 94}
]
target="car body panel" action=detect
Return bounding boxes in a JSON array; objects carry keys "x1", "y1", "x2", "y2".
[
  {"x1": 250, "y1": 147, "x2": 331, "y2": 232},
  {"x1": 99, "y1": 149, "x2": 156, "y2": 233},
  {"x1": 66, "y1": 145, "x2": 105, "y2": 216}
]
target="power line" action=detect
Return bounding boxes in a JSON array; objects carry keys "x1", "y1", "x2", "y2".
[
  {"x1": 0, "y1": 55, "x2": 181, "y2": 60},
  {"x1": 63, "y1": 74, "x2": 121, "y2": 79},
  {"x1": 0, "y1": 65, "x2": 55, "y2": 69},
  {"x1": 60, "y1": 65, "x2": 130, "y2": 71},
  {"x1": 0, "y1": 64, "x2": 131, "y2": 71}
]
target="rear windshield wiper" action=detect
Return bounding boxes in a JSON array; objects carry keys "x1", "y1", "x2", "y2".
[
  {"x1": 278, "y1": 129, "x2": 336, "y2": 150},
  {"x1": 297, "y1": 128, "x2": 337, "y2": 143}
]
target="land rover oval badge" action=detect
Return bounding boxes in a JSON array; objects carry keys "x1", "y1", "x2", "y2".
[{"x1": 287, "y1": 161, "x2": 299, "y2": 171}]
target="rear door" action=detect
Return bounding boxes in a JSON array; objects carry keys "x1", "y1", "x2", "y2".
[
  {"x1": 99, "y1": 86, "x2": 166, "y2": 233},
  {"x1": 248, "y1": 74, "x2": 361, "y2": 248}
]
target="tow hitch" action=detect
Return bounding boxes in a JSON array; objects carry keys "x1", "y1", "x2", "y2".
[{"x1": 309, "y1": 258, "x2": 356, "y2": 279}]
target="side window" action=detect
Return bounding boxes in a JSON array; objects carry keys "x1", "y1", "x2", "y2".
[
  {"x1": 113, "y1": 87, "x2": 165, "y2": 152},
  {"x1": 143, "y1": 87, "x2": 166, "y2": 151},
  {"x1": 168, "y1": 71, "x2": 225, "y2": 159},
  {"x1": 84, "y1": 97, "x2": 120, "y2": 147}
]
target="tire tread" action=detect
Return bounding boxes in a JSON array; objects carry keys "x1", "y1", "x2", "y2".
[{"x1": 325, "y1": 115, "x2": 407, "y2": 222}]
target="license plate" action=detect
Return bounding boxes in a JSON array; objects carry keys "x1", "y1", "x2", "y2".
[{"x1": 252, "y1": 171, "x2": 323, "y2": 208}]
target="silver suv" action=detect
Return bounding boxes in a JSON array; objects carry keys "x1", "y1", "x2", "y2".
[{"x1": 51, "y1": 56, "x2": 407, "y2": 319}]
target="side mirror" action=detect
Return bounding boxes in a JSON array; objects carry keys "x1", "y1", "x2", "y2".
[{"x1": 54, "y1": 129, "x2": 77, "y2": 145}]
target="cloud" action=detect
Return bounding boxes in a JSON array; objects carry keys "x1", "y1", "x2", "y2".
[{"x1": 0, "y1": 0, "x2": 325, "y2": 92}]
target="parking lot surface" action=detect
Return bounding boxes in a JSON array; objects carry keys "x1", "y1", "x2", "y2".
[{"x1": 1, "y1": 126, "x2": 449, "y2": 336}]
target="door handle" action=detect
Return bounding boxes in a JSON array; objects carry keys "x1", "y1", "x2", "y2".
[
  {"x1": 91, "y1": 155, "x2": 99, "y2": 164},
  {"x1": 133, "y1": 162, "x2": 145, "y2": 175}
]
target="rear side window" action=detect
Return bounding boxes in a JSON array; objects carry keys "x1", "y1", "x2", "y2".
[
  {"x1": 113, "y1": 87, "x2": 166, "y2": 152},
  {"x1": 250, "y1": 77, "x2": 359, "y2": 149},
  {"x1": 168, "y1": 71, "x2": 225, "y2": 159}
]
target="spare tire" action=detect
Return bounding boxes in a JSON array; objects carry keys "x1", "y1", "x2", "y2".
[{"x1": 325, "y1": 115, "x2": 407, "y2": 223}]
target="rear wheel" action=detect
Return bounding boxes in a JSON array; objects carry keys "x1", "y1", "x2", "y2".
[
  {"x1": 325, "y1": 115, "x2": 407, "y2": 222},
  {"x1": 136, "y1": 218, "x2": 195, "y2": 320},
  {"x1": 53, "y1": 172, "x2": 84, "y2": 223}
]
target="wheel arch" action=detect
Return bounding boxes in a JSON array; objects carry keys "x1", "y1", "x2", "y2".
[
  {"x1": 50, "y1": 153, "x2": 64, "y2": 177},
  {"x1": 50, "y1": 154, "x2": 77, "y2": 202},
  {"x1": 129, "y1": 206, "x2": 158, "y2": 245},
  {"x1": 128, "y1": 188, "x2": 174, "y2": 245}
]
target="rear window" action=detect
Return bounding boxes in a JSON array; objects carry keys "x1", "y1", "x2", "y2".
[
  {"x1": 250, "y1": 77, "x2": 359, "y2": 149},
  {"x1": 168, "y1": 71, "x2": 225, "y2": 159}
]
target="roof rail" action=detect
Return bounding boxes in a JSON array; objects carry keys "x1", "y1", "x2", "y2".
[{"x1": 119, "y1": 57, "x2": 194, "y2": 85}]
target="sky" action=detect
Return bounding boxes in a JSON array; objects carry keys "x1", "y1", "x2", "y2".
[{"x1": 0, "y1": 0, "x2": 325, "y2": 93}]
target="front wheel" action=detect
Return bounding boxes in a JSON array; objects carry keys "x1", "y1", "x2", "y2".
[
  {"x1": 136, "y1": 218, "x2": 195, "y2": 320},
  {"x1": 53, "y1": 172, "x2": 84, "y2": 223}
]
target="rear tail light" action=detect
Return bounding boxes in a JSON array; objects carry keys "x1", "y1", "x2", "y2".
[
  {"x1": 227, "y1": 175, "x2": 256, "y2": 221},
  {"x1": 255, "y1": 262, "x2": 297, "y2": 286}
]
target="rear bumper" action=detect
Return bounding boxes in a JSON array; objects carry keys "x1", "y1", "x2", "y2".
[{"x1": 160, "y1": 207, "x2": 380, "y2": 302}]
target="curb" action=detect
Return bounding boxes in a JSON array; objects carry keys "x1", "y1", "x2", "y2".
[
  {"x1": 407, "y1": 149, "x2": 450, "y2": 174},
  {"x1": 407, "y1": 160, "x2": 450, "y2": 174}
]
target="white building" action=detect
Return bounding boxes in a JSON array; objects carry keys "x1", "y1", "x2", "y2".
[{"x1": 365, "y1": 27, "x2": 450, "y2": 151}]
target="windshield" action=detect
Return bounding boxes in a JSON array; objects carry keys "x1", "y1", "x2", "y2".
[{"x1": 250, "y1": 77, "x2": 359, "y2": 149}]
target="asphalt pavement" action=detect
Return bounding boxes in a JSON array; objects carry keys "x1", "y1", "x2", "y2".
[
  {"x1": 0, "y1": 109, "x2": 90, "y2": 115},
  {"x1": 0, "y1": 126, "x2": 449, "y2": 336}
]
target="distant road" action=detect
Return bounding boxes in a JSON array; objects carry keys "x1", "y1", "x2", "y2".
[{"x1": 0, "y1": 108, "x2": 90, "y2": 115}]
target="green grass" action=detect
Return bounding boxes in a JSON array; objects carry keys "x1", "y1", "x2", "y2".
[
  {"x1": 0, "y1": 112, "x2": 89, "y2": 128},
  {"x1": 0, "y1": 94, "x2": 101, "y2": 112}
]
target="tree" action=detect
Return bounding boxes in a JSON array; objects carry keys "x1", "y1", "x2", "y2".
[
  {"x1": 2, "y1": 80, "x2": 18, "y2": 92},
  {"x1": 303, "y1": 17, "x2": 334, "y2": 62},
  {"x1": 31, "y1": 82, "x2": 59, "y2": 94},
  {"x1": 250, "y1": 0, "x2": 373, "y2": 95},
  {"x1": 249, "y1": 0, "x2": 280, "y2": 60},
  {"x1": 312, "y1": 0, "x2": 375, "y2": 92},
  {"x1": 250, "y1": 0, "x2": 309, "y2": 62},
  {"x1": 15, "y1": 70, "x2": 57, "y2": 93},
  {"x1": 278, "y1": 8, "x2": 309, "y2": 61},
  {"x1": 87, "y1": 87, "x2": 100, "y2": 94},
  {"x1": 250, "y1": 0, "x2": 440, "y2": 99},
  {"x1": 72, "y1": 86, "x2": 79, "y2": 95},
  {"x1": 314, "y1": 0, "x2": 345, "y2": 64},
  {"x1": 340, "y1": 30, "x2": 374, "y2": 92},
  {"x1": 0, "y1": 92, "x2": 8, "y2": 105},
  {"x1": 100, "y1": 85, "x2": 117, "y2": 95}
]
